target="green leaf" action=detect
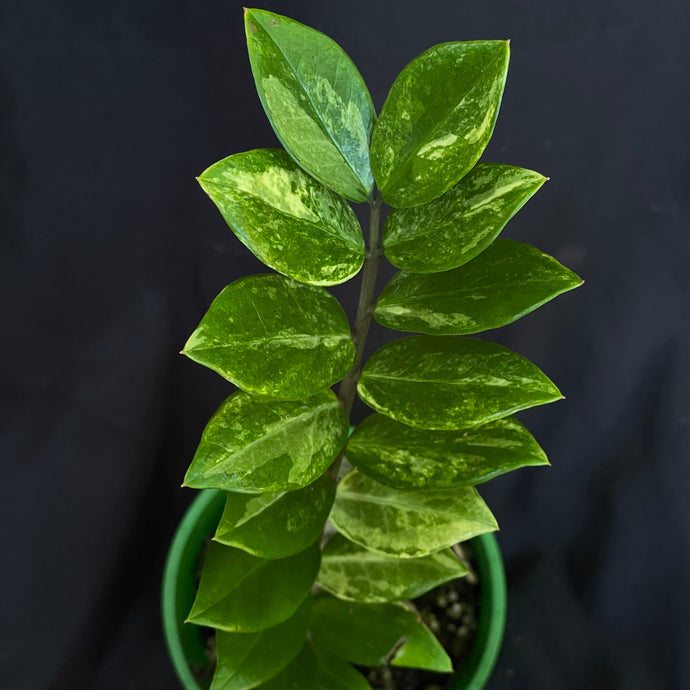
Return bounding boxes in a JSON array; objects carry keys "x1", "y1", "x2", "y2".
[
  {"x1": 245, "y1": 9, "x2": 375, "y2": 202},
  {"x1": 347, "y1": 413, "x2": 549, "y2": 490},
  {"x1": 183, "y1": 390, "x2": 348, "y2": 493},
  {"x1": 313, "y1": 643, "x2": 373, "y2": 690},
  {"x1": 375, "y1": 239, "x2": 583, "y2": 334},
  {"x1": 187, "y1": 541, "x2": 320, "y2": 632},
  {"x1": 317, "y1": 533, "x2": 467, "y2": 602},
  {"x1": 198, "y1": 149, "x2": 365, "y2": 286},
  {"x1": 256, "y1": 643, "x2": 317, "y2": 690},
  {"x1": 357, "y1": 335, "x2": 563, "y2": 430},
  {"x1": 330, "y1": 471, "x2": 497, "y2": 558},
  {"x1": 370, "y1": 42, "x2": 510, "y2": 208},
  {"x1": 215, "y1": 474, "x2": 336, "y2": 559},
  {"x1": 311, "y1": 595, "x2": 452, "y2": 672},
  {"x1": 182, "y1": 274, "x2": 354, "y2": 400},
  {"x1": 382, "y1": 163, "x2": 546, "y2": 272},
  {"x1": 211, "y1": 598, "x2": 311, "y2": 690}
]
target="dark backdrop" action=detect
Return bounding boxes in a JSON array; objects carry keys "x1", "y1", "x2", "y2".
[{"x1": 2, "y1": 0, "x2": 689, "y2": 688}]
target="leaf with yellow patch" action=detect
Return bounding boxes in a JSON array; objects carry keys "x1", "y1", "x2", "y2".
[
  {"x1": 182, "y1": 274, "x2": 354, "y2": 400},
  {"x1": 357, "y1": 336, "x2": 563, "y2": 430},
  {"x1": 370, "y1": 42, "x2": 510, "y2": 208},
  {"x1": 317, "y1": 533, "x2": 467, "y2": 602},
  {"x1": 330, "y1": 471, "x2": 497, "y2": 558},
  {"x1": 245, "y1": 9, "x2": 375, "y2": 201},
  {"x1": 215, "y1": 474, "x2": 336, "y2": 559},
  {"x1": 376, "y1": 239, "x2": 583, "y2": 334},
  {"x1": 383, "y1": 164, "x2": 546, "y2": 272},
  {"x1": 184, "y1": 390, "x2": 347, "y2": 493},
  {"x1": 347, "y1": 413, "x2": 549, "y2": 490},
  {"x1": 199, "y1": 149, "x2": 364, "y2": 286}
]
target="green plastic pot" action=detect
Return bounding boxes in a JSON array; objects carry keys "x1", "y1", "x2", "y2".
[{"x1": 162, "y1": 489, "x2": 507, "y2": 690}]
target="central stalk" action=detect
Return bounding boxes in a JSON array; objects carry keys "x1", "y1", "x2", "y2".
[{"x1": 329, "y1": 193, "x2": 383, "y2": 479}]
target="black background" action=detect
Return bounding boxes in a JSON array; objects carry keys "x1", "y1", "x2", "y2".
[{"x1": 2, "y1": 0, "x2": 689, "y2": 688}]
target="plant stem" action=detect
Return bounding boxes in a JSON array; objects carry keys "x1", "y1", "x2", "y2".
[
  {"x1": 453, "y1": 543, "x2": 479, "y2": 585},
  {"x1": 329, "y1": 193, "x2": 382, "y2": 480}
]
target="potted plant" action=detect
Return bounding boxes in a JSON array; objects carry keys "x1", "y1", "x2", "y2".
[{"x1": 162, "y1": 8, "x2": 582, "y2": 690}]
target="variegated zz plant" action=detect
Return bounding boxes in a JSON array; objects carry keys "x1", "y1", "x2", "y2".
[{"x1": 180, "y1": 8, "x2": 582, "y2": 690}]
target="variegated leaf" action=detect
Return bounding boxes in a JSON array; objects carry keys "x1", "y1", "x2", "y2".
[
  {"x1": 317, "y1": 533, "x2": 467, "y2": 602},
  {"x1": 182, "y1": 274, "x2": 354, "y2": 400},
  {"x1": 370, "y1": 42, "x2": 510, "y2": 208},
  {"x1": 211, "y1": 598, "x2": 311, "y2": 690},
  {"x1": 184, "y1": 390, "x2": 348, "y2": 493},
  {"x1": 198, "y1": 149, "x2": 365, "y2": 286},
  {"x1": 311, "y1": 595, "x2": 452, "y2": 672},
  {"x1": 330, "y1": 471, "x2": 497, "y2": 558},
  {"x1": 347, "y1": 413, "x2": 549, "y2": 490},
  {"x1": 382, "y1": 164, "x2": 546, "y2": 272},
  {"x1": 187, "y1": 541, "x2": 320, "y2": 632},
  {"x1": 245, "y1": 9, "x2": 375, "y2": 201},
  {"x1": 376, "y1": 239, "x2": 583, "y2": 334},
  {"x1": 357, "y1": 335, "x2": 563, "y2": 430},
  {"x1": 215, "y1": 474, "x2": 336, "y2": 559}
]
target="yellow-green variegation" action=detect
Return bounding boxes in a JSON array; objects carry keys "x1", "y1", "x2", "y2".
[
  {"x1": 245, "y1": 9, "x2": 375, "y2": 201},
  {"x1": 383, "y1": 164, "x2": 547, "y2": 272},
  {"x1": 375, "y1": 239, "x2": 583, "y2": 335},
  {"x1": 215, "y1": 474, "x2": 335, "y2": 559},
  {"x1": 347, "y1": 413, "x2": 549, "y2": 490},
  {"x1": 330, "y1": 471, "x2": 497, "y2": 558},
  {"x1": 317, "y1": 534, "x2": 467, "y2": 603},
  {"x1": 357, "y1": 335, "x2": 563, "y2": 430},
  {"x1": 184, "y1": 390, "x2": 348, "y2": 493},
  {"x1": 182, "y1": 275, "x2": 354, "y2": 400},
  {"x1": 198, "y1": 149, "x2": 365, "y2": 286},
  {"x1": 370, "y1": 42, "x2": 510, "y2": 208},
  {"x1": 181, "y1": 10, "x2": 582, "y2": 682}
]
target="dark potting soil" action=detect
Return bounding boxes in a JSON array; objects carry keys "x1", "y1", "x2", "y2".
[{"x1": 190, "y1": 540, "x2": 480, "y2": 690}]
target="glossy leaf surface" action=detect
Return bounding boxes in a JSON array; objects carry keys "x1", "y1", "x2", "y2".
[
  {"x1": 245, "y1": 9, "x2": 375, "y2": 201},
  {"x1": 311, "y1": 595, "x2": 452, "y2": 672},
  {"x1": 187, "y1": 541, "x2": 320, "y2": 632},
  {"x1": 215, "y1": 474, "x2": 336, "y2": 559},
  {"x1": 317, "y1": 533, "x2": 467, "y2": 602},
  {"x1": 383, "y1": 164, "x2": 546, "y2": 272},
  {"x1": 211, "y1": 598, "x2": 311, "y2": 690},
  {"x1": 357, "y1": 336, "x2": 562, "y2": 430},
  {"x1": 376, "y1": 239, "x2": 582, "y2": 334},
  {"x1": 257, "y1": 643, "x2": 317, "y2": 690},
  {"x1": 182, "y1": 275, "x2": 354, "y2": 400},
  {"x1": 347, "y1": 413, "x2": 549, "y2": 490},
  {"x1": 330, "y1": 471, "x2": 497, "y2": 557},
  {"x1": 184, "y1": 390, "x2": 348, "y2": 493},
  {"x1": 313, "y1": 643, "x2": 373, "y2": 690},
  {"x1": 370, "y1": 42, "x2": 509, "y2": 208},
  {"x1": 198, "y1": 149, "x2": 364, "y2": 286}
]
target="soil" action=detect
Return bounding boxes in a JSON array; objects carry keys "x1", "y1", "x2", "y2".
[{"x1": 190, "y1": 540, "x2": 480, "y2": 690}]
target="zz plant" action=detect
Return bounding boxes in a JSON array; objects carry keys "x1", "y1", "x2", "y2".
[{"x1": 180, "y1": 8, "x2": 582, "y2": 690}]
